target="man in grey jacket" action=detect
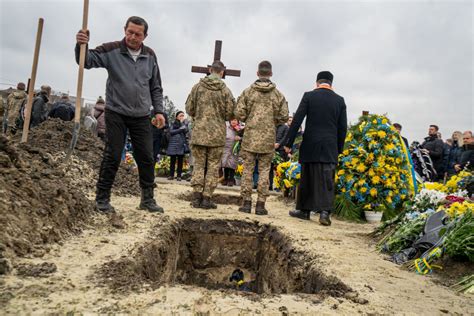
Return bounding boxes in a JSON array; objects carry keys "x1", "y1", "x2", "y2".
[{"x1": 76, "y1": 16, "x2": 166, "y2": 213}]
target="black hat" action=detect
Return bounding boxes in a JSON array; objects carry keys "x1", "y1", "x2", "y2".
[
  {"x1": 175, "y1": 111, "x2": 184, "y2": 118},
  {"x1": 317, "y1": 71, "x2": 333, "y2": 83}
]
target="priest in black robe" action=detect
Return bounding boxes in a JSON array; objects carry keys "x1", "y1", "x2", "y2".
[{"x1": 284, "y1": 71, "x2": 347, "y2": 226}]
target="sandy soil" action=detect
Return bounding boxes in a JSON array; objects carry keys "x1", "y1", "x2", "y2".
[{"x1": 1, "y1": 180, "x2": 473, "y2": 315}]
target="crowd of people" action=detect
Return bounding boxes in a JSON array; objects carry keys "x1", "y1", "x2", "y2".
[
  {"x1": 1, "y1": 83, "x2": 77, "y2": 135},
  {"x1": 2, "y1": 15, "x2": 472, "y2": 228}
]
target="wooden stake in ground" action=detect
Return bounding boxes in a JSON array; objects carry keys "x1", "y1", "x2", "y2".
[
  {"x1": 191, "y1": 40, "x2": 241, "y2": 79},
  {"x1": 67, "y1": 0, "x2": 89, "y2": 159},
  {"x1": 21, "y1": 18, "x2": 44, "y2": 143}
]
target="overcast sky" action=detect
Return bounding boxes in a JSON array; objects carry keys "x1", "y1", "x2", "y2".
[{"x1": 0, "y1": 0, "x2": 472, "y2": 142}]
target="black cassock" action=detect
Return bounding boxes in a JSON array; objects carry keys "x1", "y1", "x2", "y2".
[
  {"x1": 285, "y1": 87, "x2": 347, "y2": 213},
  {"x1": 296, "y1": 163, "x2": 336, "y2": 212}
]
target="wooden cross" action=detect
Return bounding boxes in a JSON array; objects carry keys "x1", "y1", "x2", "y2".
[{"x1": 191, "y1": 40, "x2": 241, "y2": 79}]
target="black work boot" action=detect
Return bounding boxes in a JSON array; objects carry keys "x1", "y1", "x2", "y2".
[
  {"x1": 319, "y1": 211, "x2": 332, "y2": 226},
  {"x1": 191, "y1": 192, "x2": 202, "y2": 208},
  {"x1": 255, "y1": 201, "x2": 268, "y2": 216},
  {"x1": 95, "y1": 189, "x2": 115, "y2": 213},
  {"x1": 238, "y1": 200, "x2": 252, "y2": 214},
  {"x1": 139, "y1": 187, "x2": 164, "y2": 213},
  {"x1": 289, "y1": 209, "x2": 310, "y2": 220},
  {"x1": 201, "y1": 196, "x2": 217, "y2": 209}
]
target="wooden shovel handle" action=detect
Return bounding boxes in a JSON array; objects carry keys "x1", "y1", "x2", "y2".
[
  {"x1": 21, "y1": 18, "x2": 44, "y2": 143},
  {"x1": 74, "y1": 0, "x2": 89, "y2": 124}
]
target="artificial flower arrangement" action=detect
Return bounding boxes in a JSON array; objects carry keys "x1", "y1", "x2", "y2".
[
  {"x1": 372, "y1": 170, "x2": 473, "y2": 292},
  {"x1": 334, "y1": 114, "x2": 415, "y2": 221},
  {"x1": 273, "y1": 161, "x2": 301, "y2": 191}
]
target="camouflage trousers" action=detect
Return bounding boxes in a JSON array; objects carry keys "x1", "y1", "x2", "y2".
[
  {"x1": 240, "y1": 150, "x2": 273, "y2": 203},
  {"x1": 191, "y1": 145, "x2": 224, "y2": 197}
]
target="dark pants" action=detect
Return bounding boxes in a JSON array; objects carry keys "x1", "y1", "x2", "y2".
[
  {"x1": 224, "y1": 167, "x2": 235, "y2": 182},
  {"x1": 152, "y1": 129, "x2": 163, "y2": 164},
  {"x1": 97, "y1": 109, "x2": 155, "y2": 192},
  {"x1": 170, "y1": 155, "x2": 184, "y2": 177}
]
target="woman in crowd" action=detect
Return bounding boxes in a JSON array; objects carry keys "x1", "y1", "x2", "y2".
[
  {"x1": 447, "y1": 131, "x2": 464, "y2": 176},
  {"x1": 167, "y1": 111, "x2": 188, "y2": 181},
  {"x1": 221, "y1": 118, "x2": 242, "y2": 186}
]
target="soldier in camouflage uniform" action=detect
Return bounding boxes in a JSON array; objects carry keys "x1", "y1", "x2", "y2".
[
  {"x1": 5, "y1": 82, "x2": 27, "y2": 134},
  {"x1": 235, "y1": 61, "x2": 289, "y2": 215},
  {"x1": 185, "y1": 60, "x2": 235, "y2": 209}
]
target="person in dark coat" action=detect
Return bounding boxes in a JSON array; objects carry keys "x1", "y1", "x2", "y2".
[
  {"x1": 421, "y1": 125, "x2": 444, "y2": 181},
  {"x1": 393, "y1": 123, "x2": 409, "y2": 149},
  {"x1": 24, "y1": 85, "x2": 51, "y2": 128},
  {"x1": 455, "y1": 131, "x2": 474, "y2": 172},
  {"x1": 152, "y1": 112, "x2": 169, "y2": 164},
  {"x1": 166, "y1": 111, "x2": 188, "y2": 180},
  {"x1": 284, "y1": 71, "x2": 347, "y2": 226},
  {"x1": 447, "y1": 131, "x2": 464, "y2": 175},
  {"x1": 48, "y1": 94, "x2": 75, "y2": 121}
]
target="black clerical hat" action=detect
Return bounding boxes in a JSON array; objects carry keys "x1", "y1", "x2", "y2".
[{"x1": 316, "y1": 71, "x2": 334, "y2": 82}]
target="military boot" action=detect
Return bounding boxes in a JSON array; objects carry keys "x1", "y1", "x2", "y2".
[
  {"x1": 139, "y1": 187, "x2": 164, "y2": 213},
  {"x1": 191, "y1": 192, "x2": 202, "y2": 208},
  {"x1": 238, "y1": 200, "x2": 252, "y2": 214},
  {"x1": 255, "y1": 201, "x2": 268, "y2": 216},
  {"x1": 201, "y1": 196, "x2": 217, "y2": 209},
  {"x1": 95, "y1": 188, "x2": 115, "y2": 213}
]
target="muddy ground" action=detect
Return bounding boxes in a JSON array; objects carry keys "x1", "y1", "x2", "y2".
[
  {"x1": 1, "y1": 179, "x2": 472, "y2": 314},
  {"x1": 0, "y1": 119, "x2": 472, "y2": 314}
]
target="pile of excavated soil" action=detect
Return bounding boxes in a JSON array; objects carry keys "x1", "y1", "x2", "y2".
[
  {"x1": 15, "y1": 119, "x2": 140, "y2": 196},
  {"x1": 0, "y1": 135, "x2": 94, "y2": 261}
]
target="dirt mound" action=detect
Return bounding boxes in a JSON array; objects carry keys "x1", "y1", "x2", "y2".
[
  {"x1": 15, "y1": 119, "x2": 140, "y2": 196},
  {"x1": 0, "y1": 134, "x2": 94, "y2": 261},
  {"x1": 98, "y1": 218, "x2": 352, "y2": 299}
]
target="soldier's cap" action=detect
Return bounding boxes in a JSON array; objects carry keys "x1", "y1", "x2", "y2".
[
  {"x1": 97, "y1": 96, "x2": 105, "y2": 104},
  {"x1": 17, "y1": 82, "x2": 26, "y2": 91},
  {"x1": 258, "y1": 60, "x2": 272, "y2": 76},
  {"x1": 317, "y1": 71, "x2": 333, "y2": 83},
  {"x1": 211, "y1": 60, "x2": 225, "y2": 72}
]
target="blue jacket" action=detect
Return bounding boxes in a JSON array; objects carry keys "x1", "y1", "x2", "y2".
[
  {"x1": 166, "y1": 120, "x2": 188, "y2": 156},
  {"x1": 75, "y1": 38, "x2": 163, "y2": 117}
]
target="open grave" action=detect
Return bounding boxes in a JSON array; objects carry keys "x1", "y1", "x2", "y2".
[{"x1": 99, "y1": 218, "x2": 352, "y2": 298}]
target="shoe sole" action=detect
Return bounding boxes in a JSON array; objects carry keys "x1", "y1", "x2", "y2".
[
  {"x1": 289, "y1": 212, "x2": 310, "y2": 220},
  {"x1": 238, "y1": 209, "x2": 251, "y2": 214},
  {"x1": 138, "y1": 206, "x2": 164, "y2": 213},
  {"x1": 319, "y1": 219, "x2": 331, "y2": 226}
]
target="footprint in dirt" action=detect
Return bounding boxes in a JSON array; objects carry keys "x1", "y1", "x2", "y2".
[{"x1": 107, "y1": 213, "x2": 127, "y2": 229}]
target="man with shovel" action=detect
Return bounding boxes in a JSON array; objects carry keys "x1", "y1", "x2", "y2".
[{"x1": 76, "y1": 16, "x2": 166, "y2": 213}]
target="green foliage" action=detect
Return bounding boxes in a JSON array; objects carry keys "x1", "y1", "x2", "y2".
[{"x1": 441, "y1": 211, "x2": 474, "y2": 261}]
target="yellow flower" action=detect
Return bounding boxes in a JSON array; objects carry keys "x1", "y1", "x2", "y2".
[
  {"x1": 346, "y1": 133, "x2": 353, "y2": 141},
  {"x1": 337, "y1": 169, "x2": 345, "y2": 176},
  {"x1": 364, "y1": 204, "x2": 372, "y2": 210},
  {"x1": 283, "y1": 179, "x2": 292, "y2": 188},
  {"x1": 382, "y1": 118, "x2": 388, "y2": 124},
  {"x1": 368, "y1": 169, "x2": 376, "y2": 177},
  {"x1": 356, "y1": 163, "x2": 367, "y2": 173},
  {"x1": 360, "y1": 187, "x2": 368, "y2": 193},
  {"x1": 343, "y1": 149, "x2": 349, "y2": 156},
  {"x1": 371, "y1": 176, "x2": 381, "y2": 184},
  {"x1": 350, "y1": 190, "x2": 356, "y2": 197},
  {"x1": 377, "y1": 131, "x2": 387, "y2": 138},
  {"x1": 372, "y1": 119, "x2": 377, "y2": 124},
  {"x1": 386, "y1": 196, "x2": 392, "y2": 203},
  {"x1": 384, "y1": 143, "x2": 396, "y2": 151},
  {"x1": 367, "y1": 153, "x2": 375, "y2": 163},
  {"x1": 351, "y1": 157, "x2": 359, "y2": 165},
  {"x1": 370, "y1": 188, "x2": 378, "y2": 197},
  {"x1": 357, "y1": 179, "x2": 366, "y2": 186}
]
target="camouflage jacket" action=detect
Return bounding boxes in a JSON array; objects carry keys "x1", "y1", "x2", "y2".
[
  {"x1": 185, "y1": 75, "x2": 235, "y2": 147},
  {"x1": 235, "y1": 79, "x2": 289, "y2": 153},
  {"x1": 6, "y1": 90, "x2": 27, "y2": 123}
]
